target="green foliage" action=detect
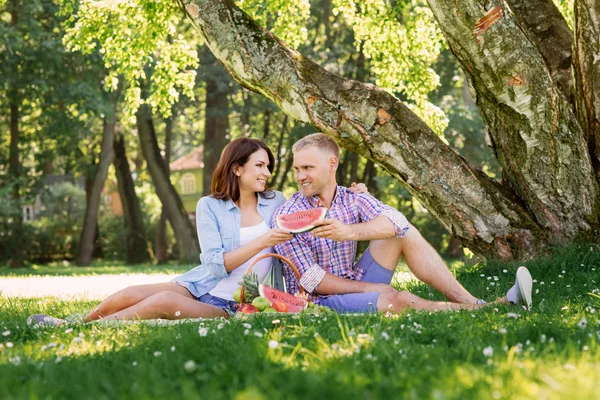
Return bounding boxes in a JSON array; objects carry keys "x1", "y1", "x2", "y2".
[
  {"x1": 1, "y1": 244, "x2": 600, "y2": 398},
  {"x1": 30, "y1": 182, "x2": 86, "y2": 261},
  {"x1": 238, "y1": 0, "x2": 311, "y2": 49},
  {"x1": 59, "y1": 0, "x2": 198, "y2": 118},
  {"x1": 553, "y1": 0, "x2": 574, "y2": 29},
  {"x1": 332, "y1": 0, "x2": 447, "y2": 134}
]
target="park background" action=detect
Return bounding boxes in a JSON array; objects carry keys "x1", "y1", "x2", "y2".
[{"x1": 0, "y1": 0, "x2": 599, "y2": 399}]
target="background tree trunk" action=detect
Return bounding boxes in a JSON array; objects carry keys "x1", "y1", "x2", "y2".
[
  {"x1": 155, "y1": 115, "x2": 173, "y2": 263},
  {"x1": 113, "y1": 132, "x2": 151, "y2": 264},
  {"x1": 202, "y1": 50, "x2": 231, "y2": 196},
  {"x1": 7, "y1": 3, "x2": 24, "y2": 268},
  {"x1": 8, "y1": 99, "x2": 24, "y2": 268},
  {"x1": 136, "y1": 105, "x2": 200, "y2": 262},
  {"x1": 77, "y1": 95, "x2": 117, "y2": 266}
]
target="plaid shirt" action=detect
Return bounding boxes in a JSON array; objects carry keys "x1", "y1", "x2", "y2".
[{"x1": 273, "y1": 186, "x2": 409, "y2": 301}]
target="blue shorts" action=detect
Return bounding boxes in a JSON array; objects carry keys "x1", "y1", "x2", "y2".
[
  {"x1": 317, "y1": 248, "x2": 393, "y2": 314},
  {"x1": 197, "y1": 293, "x2": 238, "y2": 315}
]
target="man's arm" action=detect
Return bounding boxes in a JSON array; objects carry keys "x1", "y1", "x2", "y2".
[
  {"x1": 312, "y1": 215, "x2": 396, "y2": 241},
  {"x1": 312, "y1": 192, "x2": 409, "y2": 241}
]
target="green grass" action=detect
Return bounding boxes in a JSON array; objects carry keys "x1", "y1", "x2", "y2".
[
  {"x1": 0, "y1": 260, "x2": 194, "y2": 277},
  {"x1": 1, "y1": 244, "x2": 600, "y2": 399}
]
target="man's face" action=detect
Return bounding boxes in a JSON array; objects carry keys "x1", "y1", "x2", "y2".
[{"x1": 293, "y1": 147, "x2": 337, "y2": 197}]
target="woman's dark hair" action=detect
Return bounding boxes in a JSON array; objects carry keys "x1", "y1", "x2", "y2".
[{"x1": 211, "y1": 138, "x2": 276, "y2": 202}]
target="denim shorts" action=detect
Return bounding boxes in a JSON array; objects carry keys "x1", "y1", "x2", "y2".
[
  {"x1": 197, "y1": 293, "x2": 238, "y2": 316},
  {"x1": 317, "y1": 248, "x2": 394, "y2": 314}
]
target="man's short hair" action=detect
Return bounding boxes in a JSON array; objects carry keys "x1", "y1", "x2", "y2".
[{"x1": 292, "y1": 133, "x2": 340, "y2": 159}]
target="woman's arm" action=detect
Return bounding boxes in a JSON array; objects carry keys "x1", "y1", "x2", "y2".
[{"x1": 222, "y1": 229, "x2": 290, "y2": 272}]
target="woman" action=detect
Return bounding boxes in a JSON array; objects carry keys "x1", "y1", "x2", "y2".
[{"x1": 30, "y1": 138, "x2": 294, "y2": 324}]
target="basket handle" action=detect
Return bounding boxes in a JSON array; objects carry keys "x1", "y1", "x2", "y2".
[{"x1": 240, "y1": 253, "x2": 304, "y2": 304}]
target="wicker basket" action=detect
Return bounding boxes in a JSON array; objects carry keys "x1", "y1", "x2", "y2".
[{"x1": 239, "y1": 253, "x2": 305, "y2": 304}]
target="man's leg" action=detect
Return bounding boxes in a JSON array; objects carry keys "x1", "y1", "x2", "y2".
[
  {"x1": 367, "y1": 224, "x2": 479, "y2": 304},
  {"x1": 377, "y1": 290, "x2": 496, "y2": 313}
]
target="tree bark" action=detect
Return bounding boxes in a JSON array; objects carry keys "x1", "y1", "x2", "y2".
[
  {"x1": 77, "y1": 95, "x2": 117, "y2": 266},
  {"x1": 155, "y1": 115, "x2": 173, "y2": 263},
  {"x1": 114, "y1": 132, "x2": 151, "y2": 264},
  {"x1": 504, "y1": 0, "x2": 574, "y2": 102},
  {"x1": 424, "y1": 1, "x2": 598, "y2": 237},
  {"x1": 136, "y1": 105, "x2": 200, "y2": 262},
  {"x1": 178, "y1": 0, "x2": 556, "y2": 260},
  {"x1": 574, "y1": 0, "x2": 600, "y2": 177}
]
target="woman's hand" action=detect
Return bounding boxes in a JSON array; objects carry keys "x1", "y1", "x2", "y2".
[
  {"x1": 261, "y1": 228, "x2": 294, "y2": 247},
  {"x1": 349, "y1": 182, "x2": 369, "y2": 194}
]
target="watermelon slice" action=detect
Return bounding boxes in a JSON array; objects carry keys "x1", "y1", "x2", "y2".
[
  {"x1": 276, "y1": 207, "x2": 328, "y2": 233},
  {"x1": 258, "y1": 284, "x2": 308, "y2": 313}
]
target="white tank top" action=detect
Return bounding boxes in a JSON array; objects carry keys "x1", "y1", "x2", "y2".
[{"x1": 208, "y1": 221, "x2": 272, "y2": 301}]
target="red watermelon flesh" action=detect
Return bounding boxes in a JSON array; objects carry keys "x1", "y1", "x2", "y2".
[
  {"x1": 258, "y1": 284, "x2": 308, "y2": 313},
  {"x1": 276, "y1": 207, "x2": 328, "y2": 233}
]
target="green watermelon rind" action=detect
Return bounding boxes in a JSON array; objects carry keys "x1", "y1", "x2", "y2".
[
  {"x1": 258, "y1": 284, "x2": 308, "y2": 313},
  {"x1": 275, "y1": 207, "x2": 328, "y2": 234}
]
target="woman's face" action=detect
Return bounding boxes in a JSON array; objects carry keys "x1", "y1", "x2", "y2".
[{"x1": 235, "y1": 149, "x2": 272, "y2": 193}]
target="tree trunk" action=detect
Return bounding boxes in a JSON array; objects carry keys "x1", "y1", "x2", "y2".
[
  {"x1": 177, "y1": 0, "x2": 600, "y2": 260},
  {"x1": 504, "y1": 0, "x2": 574, "y2": 102},
  {"x1": 7, "y1": 3, "x2": 23, "y2": 268},
  {"x1": 262, "y1": 109, "x2": 271, "y2": 139},
  {"x1": 114, "y1": 132, "x2": 151, "y2": 264},
  {"x1": 361, "y1": 159, "x2": 379, "y2": 199},
  {"x1": 156, "y1": 115, "x2": 173, "y2": 263},
  {"x1": 77, "y1": 95, "x2": 117, "y2": 266},
  {"x1": 8, "y1": 100, "x2": 24, "y2": 268},
  {"x1": 202, "y1": 71, "x2": 230, "y2": 196},
  {"x1": 269, "y1": 114, "x2": 289, "y2": 186},
  {"x1": 425, "y1": 1, "x2": 598, "y2": 238},
  {"x1": 136, "y1": 105, "x2": 200, "y2": 262},
  {"x1": 574, "y1": 0, "x2": 600, "y2": 176}
]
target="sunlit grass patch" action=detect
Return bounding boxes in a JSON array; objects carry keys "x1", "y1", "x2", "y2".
[
  {"x1": 0, "y1": 243, "x2": 599, "y2": 398},
  {"x1": 0, "y1": 260, "x2": 194, "y2": 277}
]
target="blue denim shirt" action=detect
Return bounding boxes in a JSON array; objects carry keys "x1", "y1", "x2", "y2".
[{"x1": 172, "y1": 191, "x2": 287, "y2": 298}]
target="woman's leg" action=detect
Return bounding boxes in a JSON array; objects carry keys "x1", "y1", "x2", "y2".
[
  {"x1": 102, "y1": 291, "x2": 228, "y2": 320},
  {"x1": 84, "y1": 282, "x2": 194, "y2": 322}
]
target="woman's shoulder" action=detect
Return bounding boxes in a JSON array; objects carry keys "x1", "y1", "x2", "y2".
[{"x1": 196, "y1": 195, "x2": 230, "y2": 212}]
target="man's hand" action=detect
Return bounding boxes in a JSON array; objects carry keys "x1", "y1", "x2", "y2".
[
  {"x1": 348, "y1": 182, "x2": 369, "y2": 194},
  {"x1": 311, "y1": 218, "x2": 355, "y2": 241}
]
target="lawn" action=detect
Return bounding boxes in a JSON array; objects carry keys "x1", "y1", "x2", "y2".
[{"x1": 0, "y1": 244, "x2": 599, "y2": 399}]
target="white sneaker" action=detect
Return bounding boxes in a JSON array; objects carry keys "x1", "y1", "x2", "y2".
[{"x1": 515, "y1": 266, "x2": 533, "y2": 310}]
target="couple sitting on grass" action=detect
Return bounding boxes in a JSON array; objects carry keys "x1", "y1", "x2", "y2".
[{"x1": 29, "y1": 133, "x2": 533, "y2": 326}]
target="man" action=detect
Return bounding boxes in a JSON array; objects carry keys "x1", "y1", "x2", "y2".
[{"x1": 273, "y1": 133, "x2": 533, "y2": 314}]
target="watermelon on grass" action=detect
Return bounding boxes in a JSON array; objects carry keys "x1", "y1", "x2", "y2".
[
  {"x1": 276, "y1": 207, "x2": 328, "y2": 233},
  {"x1": 258, "y1": 284, "x2": 308, "y2": 313}
]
